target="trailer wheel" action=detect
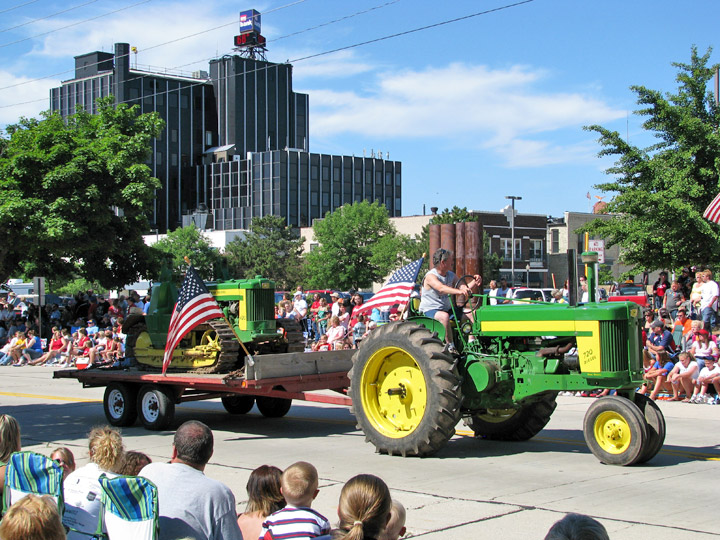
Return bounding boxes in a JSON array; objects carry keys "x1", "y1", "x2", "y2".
[
  {"x1": 463, "y1": 394, "x2": 557, "y2": 441},
  {"x1": 256, "y1": 396, "x2": 292, "y2": 417},
  {"x1": 583, "y1": 396, "x2": 647, "y2": 466},
  {"x1": 103, "y1": 383, "x2": 138, "y2": 427},
  {"x1": 634, "y1": 393, "x2": 666, "y2": 464},
  {"x1": 137, "y1": 385, "x2": 175, "y2": 430},
  {"x1": 221, "y1": 395, "x2": 255, "y2": 415},
  {"x1": 350, "y1": 321, "x2": 462, "y2": 457}
]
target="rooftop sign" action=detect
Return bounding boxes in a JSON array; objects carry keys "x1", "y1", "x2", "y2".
[{"x1": 239, "y1": 9, "x2": 261, "y2": 35}]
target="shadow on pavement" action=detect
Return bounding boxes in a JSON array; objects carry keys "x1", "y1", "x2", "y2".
[{"x1": 432, "y1": 428, "x2": 719, "y2": 466}]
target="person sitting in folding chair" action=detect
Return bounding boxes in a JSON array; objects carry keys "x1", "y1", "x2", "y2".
[
  {"x1": 96, "y1": 474, "x2": 159, "y2": 540},
  {"x1": 2, "y1": 451, "x2": 64, "y2": 517},
  {"x1": 63, "y1": 426, "x2": 125, "y2": 540}
]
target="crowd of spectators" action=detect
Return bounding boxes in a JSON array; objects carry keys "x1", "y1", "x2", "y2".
[
  {"x1": 0, "y1": 289, "x2": 150, "y2": 369},
  {"x1": 0, "y1": 412, "x2": 611, "y2": 539},
  {"x1": 635, "y1": 268, "x2": 720, "y2": 403},
  {"x1": 277, "y1": 289, "x2": 398, "y2": 352}
]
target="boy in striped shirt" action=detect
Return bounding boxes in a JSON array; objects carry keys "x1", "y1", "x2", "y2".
[{"x1": 260, "y1": 461, "x2": 330, "y2": 540}]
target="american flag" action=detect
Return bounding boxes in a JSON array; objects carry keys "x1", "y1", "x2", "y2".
[
  {"x1": 703, "y1": 192, "x2": 720, "y2": 224},
  {"x1": 353, "y1": 257, "x2": 424, "y2": 319},
  {"x1": 162, "y1": 266, "x2": 224, "y2": 374}
]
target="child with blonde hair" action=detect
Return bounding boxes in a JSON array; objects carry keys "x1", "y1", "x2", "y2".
[
  {"x1": 379, "y1": 499, "x2": 406, "y2": 540},
  {"x1": 0, "y1": 494, "x2": 66, "y2": 540},
  {"x1": 259, "y1": 461, "x2": 330, "y2": 540}
]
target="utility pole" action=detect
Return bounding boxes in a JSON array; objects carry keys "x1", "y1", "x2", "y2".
[{"x1": 505, "y1": 196, "x2": 522, "y2": 285}]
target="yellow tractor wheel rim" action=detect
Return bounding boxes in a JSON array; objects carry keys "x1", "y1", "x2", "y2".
[
  {"x1": 200, "y1": 329, "x2": 220, "y2": 350},
  {"x1": 360, "y1": 346, "x2": 427, "y2": 439},
  {"x1": 594, "y1": 411, "x2": 632, "y2": 454}
]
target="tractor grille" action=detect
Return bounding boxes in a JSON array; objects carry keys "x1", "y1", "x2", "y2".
[
  {"x1": 599, "y1": 320, "x2": 629, "y2": 372},
  {"x1": 246, "y1": 288, "x2": 275, "y2": 323}
]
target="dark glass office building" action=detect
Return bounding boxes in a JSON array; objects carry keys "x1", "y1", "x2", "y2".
[{"x1": 49, "y1": 41, "x2": 401, "y2": 232}]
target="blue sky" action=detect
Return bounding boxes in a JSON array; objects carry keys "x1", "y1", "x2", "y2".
[{"x1": 1, "y1": 0, "x2": 718, "y2": 219}]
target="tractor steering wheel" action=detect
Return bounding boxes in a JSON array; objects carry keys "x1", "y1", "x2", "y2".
[{"x1": 453, "y1": 275, "x2": 482, "y2": 315}]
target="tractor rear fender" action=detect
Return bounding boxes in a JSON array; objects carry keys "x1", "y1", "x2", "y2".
[{"x1": 405, "y1": 315, "x2": 446, "y2": 341}]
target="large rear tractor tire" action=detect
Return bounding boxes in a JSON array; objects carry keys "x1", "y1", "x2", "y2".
[
  {"x1": 103, "y1": 383, "x2": 138, "y2": 427},
  {"x1": 583, "y1": 395, "x2": 648, "y2": 466},
  {"x1": 350, "y1": 321, "x2": 462, "y2": 457},
  {"x1": 634, "y1": 393, "x2": 666, "y2": 464},
  {"x1": 463, "y1": 394, "x2": 557, "y2": 441}
]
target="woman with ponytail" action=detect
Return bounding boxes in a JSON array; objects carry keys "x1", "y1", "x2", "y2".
[{"x1": 332, "y1": 474, "x2": 392, "y2": 540}]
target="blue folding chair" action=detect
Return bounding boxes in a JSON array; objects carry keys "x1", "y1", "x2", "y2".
[
  {"x1": 2, "y1": 451, "x2": 64, "y2": 516},
  {"x1": 95, "y1": 474, "x2": 159, "y2": 540}
]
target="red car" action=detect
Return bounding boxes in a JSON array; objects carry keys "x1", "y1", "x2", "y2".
[{"x1": 609, "y1": 283, "x2": 648, "y2": 307}]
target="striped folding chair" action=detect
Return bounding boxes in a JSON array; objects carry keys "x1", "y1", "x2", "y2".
[
  {"x1": 2, "y1": 451, "x2": 64, "y2": 515},
  {"x1": 96, "y1": 474, "x2": 159, "y2": 540}
]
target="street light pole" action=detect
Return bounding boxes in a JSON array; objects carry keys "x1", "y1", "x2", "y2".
[{"x1": 506, "y1": 195, "x2": 522, "y2": 285}]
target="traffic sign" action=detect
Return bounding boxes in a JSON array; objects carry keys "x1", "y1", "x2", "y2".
[{"x1": 587, "y1": 240, "x2": 605, "y2": 264}]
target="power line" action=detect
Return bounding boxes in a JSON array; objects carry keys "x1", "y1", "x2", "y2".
[
  {"x1": 0, "y1": 0, "x2": 41, "y2": 15},
  {"x1": 0, "y1": 0, "x2": 102, "y2": 33},
  {"x1": 0, "y1": 0, "x2": 391, "y2": 96},
  {"x1": 0, "y1": 0, "x2": 153, "y2": 49},
  {"x1": 292, "y1": 0, "x2": 535, "y2": 63},
  {"x1": 1, "y1": 0, "x2": 533, "y2": 113},
  {"x1": 0, "y1": 0, "x2": 313, "y2": 91}
]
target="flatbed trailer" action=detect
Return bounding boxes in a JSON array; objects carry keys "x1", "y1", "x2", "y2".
[{"x1": 53, "y1": 350, "x2": 354, "y2": 430}]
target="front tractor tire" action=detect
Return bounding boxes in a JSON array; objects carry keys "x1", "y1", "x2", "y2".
[
  {"x1": 583, "y1": 395, "x2": 648, "y2": 466},
  {"x1": 349, "y1": 321, "x2": 462, "y2": 457},
  {"x1": 463, "y1": 394, "x2": 557, "y2": 441}
]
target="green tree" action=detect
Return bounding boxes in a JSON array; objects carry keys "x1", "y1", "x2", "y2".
[
  {"x1": 53, "y1": 278, "x2": 107, "y2": 297},
  {"x1": 153, "y1": 225, "x2": 221, "y2": 281},
  {"x1": 582, "y1": 47, "x2": 720, "y2": 272},
  {"x1": 0, "y1": 98, "x2": 163, "y2": 288},
  {"x1": 304, "y1": 201, "x2": 404, "y2": 290},
  {"x1": 483, "y1": 232, "x2": 503, "y2": 283},
  {"x1": 430, "y1": 206, "x2": 478, "y2": 224},
  {"x1": 224, "y1": 215, "x2": 305, "y2": 289}
]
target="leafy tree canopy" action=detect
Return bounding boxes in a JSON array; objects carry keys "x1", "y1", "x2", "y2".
[
  {"x1": 153, "y1": 225, "x2": 221, "y2": 281},
  {"x1": 582, "y1": 47, "x2": 720, "y2": 272},
  {"x1": 304, "y1": 201, "x2": 405, "y2": 290},
  {"x1": 224, "y1": 215, "x2": 305, "y2": 290},
  {"x1": 0, "y1": 98, "x2": 163, "y2": 288},
  {"x1": 430, "y1": 206, "x2": 478, "y2": 224}
]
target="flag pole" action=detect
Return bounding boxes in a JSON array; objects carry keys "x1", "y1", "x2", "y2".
[{"x1": 398, "y1": 253, "x2": 426, "y2": 320}]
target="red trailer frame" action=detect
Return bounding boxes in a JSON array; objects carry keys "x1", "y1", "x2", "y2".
[{"x1": 54, "y1": 365, "x2": 352, "y2": 430}]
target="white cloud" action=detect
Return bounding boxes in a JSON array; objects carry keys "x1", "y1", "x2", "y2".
[
  {"x1": 0, "y1": 70, "x2": 60, "y2": 127},
  {"x1": 307, "y1": 62, "x2": 626, "y2": 167},
  {"x1": 289, "y1": 50, "x2": 375, "y2": 79}
]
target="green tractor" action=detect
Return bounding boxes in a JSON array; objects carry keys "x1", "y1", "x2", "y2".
[
  {"x1": 124, "y1": 275, "x2": 303, "y2": 373},
  {"x1": 350, "y1": 254, "x2": 664, "y2": 465}
]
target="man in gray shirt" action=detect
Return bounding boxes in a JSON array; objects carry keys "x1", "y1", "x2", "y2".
[
  {"x1": 140, "y1": 421, "x2": 243, "y2": 540},
  {"x1": 418, "y1": 248, "x2": 481, "y2": 354}
]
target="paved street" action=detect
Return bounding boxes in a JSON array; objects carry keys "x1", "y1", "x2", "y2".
[{"x1": 1, "y1": 366, "x2": 718, "y2": 539}]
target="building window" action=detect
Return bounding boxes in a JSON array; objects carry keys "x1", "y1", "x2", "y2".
[
  {"x1": 171, "y1": 153, "x2": 178, "y2": 167},
  {"x1": 205, "y1": 131, "x2": 213, "y2": 146},
  {"x1": 530, "y1": 239, "x2": 543, "y2": 261},
  {"x1": 501, "y1": 239, "x2": 522, "y2": 260},
  {"x1": 551, "y1": 230, "x2": 559, "y2": 253},
  {"x1": 171, "y1": 129, "x2": 178, "y2": 143},
  {"x1": 310, "y1": 243, "x2": 319, "y2": 251},
  {"x1": 156, "y1": 152, "x2": 162, "y2": 165}
]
